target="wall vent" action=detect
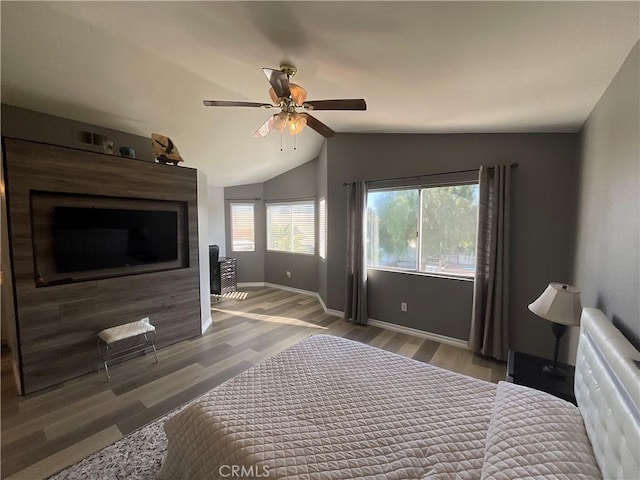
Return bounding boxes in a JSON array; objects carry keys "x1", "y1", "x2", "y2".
[{"x1": 74, "y1": 129, "x2": 109, "y2": 147}]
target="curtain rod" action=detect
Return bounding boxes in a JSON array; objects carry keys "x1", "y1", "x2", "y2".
[
  {"x1": 226, "y1": 196, "x2": 317, "y2": 203},
  {"x1": 342, "y1": 163, "x2": 519, "y2": 186},
  {"x1": 264, "y1": 196, "x2": 316, "y2": 203}
]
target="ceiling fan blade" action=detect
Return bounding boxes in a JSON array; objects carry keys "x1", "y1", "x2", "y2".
[
  {"x1": 302, "y1": 113, "x2": 335, "y2": 138},
  {"x1": 203, "y1": 100, "x2": 274, "y2": 108},
  {"x1": 303, "y1": 99, "x2": 367, "y2": 111},
  {"x1": 252, "y1": 115, "x2": 276, "y2": 138},
  {"x1": 262, "y1": 68, "x2": 291, "y2": 99}
]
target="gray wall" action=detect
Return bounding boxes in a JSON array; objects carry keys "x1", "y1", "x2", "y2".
[
  {"x1": 369, "y1": 269, "x2": 473, "y2": 339},
  {"x1": 263, "y1": 159, "x2": 318, "y2": 292},
  {"x1": 326, "y1": 133, "x2": 580, "y2": 355},
  {"x1": 224, "y1": 183, "x2": 265, "y2": 283},
  {"x1": 317, "y1": 141, "x2": 328, "y2": 304},
  {"x1": 573, "y1": 42, "x2": 639, "y2": 349},
  {"x1": 197, "y1": 171, "x2": 212, "y2": 332},
  {"x1": 208, "y1": 186, "x2": 227, "y2": 257},
  {"x1": 224, "y1": 159, "x2": 318, "y2": 292},
  {"x1": 224, "y1": 158, "x2": 320, "y2": 291},
  {"x1": 1, "y1": 104, "x2": 154, "y2": 161},
  {"x1": 263, "y1": 158, "x2": 318, "y2": 201}
]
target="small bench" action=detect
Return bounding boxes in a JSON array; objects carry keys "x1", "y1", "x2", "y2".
[{"x1": 97, "y1": 317, "x2": 159, "y2": 381}]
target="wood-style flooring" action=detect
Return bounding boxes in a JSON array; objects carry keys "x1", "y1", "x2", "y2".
[{"x1": 1, "y1": 287, "x2": 505, "y2": 480}]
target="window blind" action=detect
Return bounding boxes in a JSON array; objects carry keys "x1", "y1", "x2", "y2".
[
  {"x1": 267, "y1": 201, "x2": 315, "y2": 255},
  {"x1": 230, "y1": 203, "x2": 255, "y2": 252},
  {"x1": 319, "y1": 198, "x2": 326, "y2": 259}
]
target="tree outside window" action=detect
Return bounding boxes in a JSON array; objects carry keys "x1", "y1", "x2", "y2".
[{"x1": 367, "y1": 184, "x2": 479, "y2": 277}]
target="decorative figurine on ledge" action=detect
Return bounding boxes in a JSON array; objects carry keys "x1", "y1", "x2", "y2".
[{"x1": 152, "y1": 133, "x2": 184, "y2": 166}]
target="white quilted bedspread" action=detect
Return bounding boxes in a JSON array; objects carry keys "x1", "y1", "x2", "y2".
[
  {"x1": 158, "y1": 335, "x2": 497, "y2": 480},
  {"x1": 158, "y1": 335, "x2": 602, "y2": 480}
]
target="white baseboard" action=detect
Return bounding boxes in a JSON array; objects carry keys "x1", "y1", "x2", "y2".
[
  {"x1": 317, "y1": 295, "x2": 343, "y2": 318},
  {"x1": 264, "y1": 282, "x2": 317, "y2": 297},
  {"x1": 367, "y1": 318, "x2": 469, "y2": 349},
  {"x1": 201, "y1": 315, "x2": 213, "y2": 334},
  {"x1": 234, "y1": 283, "x2": 466, "y2": 348},
  {"x1": 265, "y1": 283, "x2": 345, "y2": 317},
  {"x1": 237, "y1": 282, "x2": 266, "y2": 288}
]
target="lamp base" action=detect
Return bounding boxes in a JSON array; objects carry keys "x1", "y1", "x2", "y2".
[{"x1": 543, "y1": 364, "x2": 568, "y2": 378}]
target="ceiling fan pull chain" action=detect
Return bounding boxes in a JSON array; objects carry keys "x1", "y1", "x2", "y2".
[
  {"x1": 294, "y1": 133, "x2": 297, "y2": 151},
  {"x1": 280, "y1": 132, "x2": 283, "y2": 152}
]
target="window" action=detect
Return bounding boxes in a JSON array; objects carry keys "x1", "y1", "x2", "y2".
[
  {"x1": 318, "y1": 197, "x2": 326, "y2": 259},
  {"x1": 230, "y1": 203, "x2": 255, "y2": 252},
  {"x1": 267, "y1": 201, "x2": 315, "y2": 255},
  {"x1": 367, "y1": 184, "x2": 479, "y2": 277}
]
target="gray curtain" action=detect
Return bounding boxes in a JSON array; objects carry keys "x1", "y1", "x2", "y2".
[
  {"x1": 469, "y1": 165, "x2": 511, "y2": 360},
  {"x1": 344, "y1": 181, "x2": 368, "y2": 325}
]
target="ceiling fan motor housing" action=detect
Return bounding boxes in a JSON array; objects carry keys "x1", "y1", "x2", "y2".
[{"x1": 280, "y1": 64, "x2": 297, "y2": 77}]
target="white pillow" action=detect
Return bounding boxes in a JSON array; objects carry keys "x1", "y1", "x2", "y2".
[{"x1": 481, "y1": 381, "x2": 601, "y2": 480}]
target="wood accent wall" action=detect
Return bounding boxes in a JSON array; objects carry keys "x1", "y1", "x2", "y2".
[{"x1": 3, "y1": 138, "x2": 202, "y2": 394}]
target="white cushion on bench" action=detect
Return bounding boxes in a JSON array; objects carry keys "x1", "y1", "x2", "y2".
[{"x1": 98, "y1": 318, "x2": 155, "y2": 345}]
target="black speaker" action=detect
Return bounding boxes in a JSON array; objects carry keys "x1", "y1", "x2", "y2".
[{"x1": 209, "y1": 245, "x2": 221, "y2": 295}]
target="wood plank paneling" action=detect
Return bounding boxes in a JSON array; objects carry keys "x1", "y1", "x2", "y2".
[{"x1": 2, "y1": 138, "x2": 202, "y2": 394}]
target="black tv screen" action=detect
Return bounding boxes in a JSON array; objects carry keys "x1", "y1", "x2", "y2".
[{"x1": 54, "y1": 207, "x2": 179, "y2": 273}]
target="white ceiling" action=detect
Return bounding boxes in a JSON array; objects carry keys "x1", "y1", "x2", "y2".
[{"x1": 1, "y1": 2, "x2": 638, "y2": 186}]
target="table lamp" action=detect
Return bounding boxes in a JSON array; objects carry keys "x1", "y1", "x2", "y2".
[{"x1": 528, "y1": 283, "x2": 582, "y2": 377}]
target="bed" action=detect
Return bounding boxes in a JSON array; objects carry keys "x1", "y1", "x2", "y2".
[{"x1": 158, "y1": 308, "x2": 639, "y2": 479}]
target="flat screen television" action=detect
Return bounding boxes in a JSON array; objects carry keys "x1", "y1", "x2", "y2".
[{"x1": 54, "y1": 207, "x2": 179, "y2": 273}]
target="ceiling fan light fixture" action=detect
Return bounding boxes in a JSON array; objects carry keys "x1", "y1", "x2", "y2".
[
  {"x1": 273, "y1": 112, "x2": 288, "y2": 133},
  {"x1": 268, "y1": 84, "x2": 307, "y2": 106},
  {"x1": 204, "y1": 64, "x2": 365, "y2": 140},
  {"x1": 289, "y1": 84, "x2": 307, "y2": 105},
  {"x1": 288, "y1": 112, "x2": 307, "y2": 135}
]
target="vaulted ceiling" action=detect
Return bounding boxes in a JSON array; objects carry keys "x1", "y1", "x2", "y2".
[{"x1": 1, "y1": 2, "x2": 638, "y2": 186}]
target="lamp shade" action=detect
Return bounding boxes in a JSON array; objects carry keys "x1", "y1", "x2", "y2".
[
  {"x1": 287, "y1": 112, "x2": 307, "y2": 135},
  {"x1": 289, "y1": 84, "x2": 307, "y2": 105},
  {"x1": 268, "y1": 84, "x2": 307, "y2": 105},
  {"x1": 528, "y1": 283, "x2": 582, "y2": 326},
  {"x1": 272, "y1": 112, "x2": 288, "y2": 133}
]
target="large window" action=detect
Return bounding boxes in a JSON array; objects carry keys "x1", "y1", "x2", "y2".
[
  {"x1": 267, "y1": 201, "x2": 315, "y2": 255},
  {"x1": 367, "y1": 184, "x2": 479, "y2": 277},
  {"x1": 230, "y1": 203, "x2": 255, "y2": 252},
  {"x1": 318, "y1": 197, "x2": 326, "y2": 259}
]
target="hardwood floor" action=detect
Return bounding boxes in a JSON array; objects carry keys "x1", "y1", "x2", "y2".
[{"x1": 1, "y1": 287, "x2": 505, "y2": 480}]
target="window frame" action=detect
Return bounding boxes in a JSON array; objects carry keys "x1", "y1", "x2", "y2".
[
  {"x1": 318, "y1": 197, "x2": 326, "y2": 260},
  {"x1": 366, "y1": 180, "x2": 479, "y2": 281},
  {"x1": 229, "y1": 202, "x2": 255, "y2": 253},
  {"x1": 266, "y1": 200, "x2": 316, "y2": 256}
]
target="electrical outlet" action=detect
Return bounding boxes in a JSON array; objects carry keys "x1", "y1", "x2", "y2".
[
  {"x1": 401, "y1": 302, "x2": 408, "y2": 312},
  {"x1": 286, "y1": 271, "x2": 292, "y2": 278}
]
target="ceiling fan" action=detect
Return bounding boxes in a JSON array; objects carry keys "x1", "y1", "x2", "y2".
[{"x1": 203, "y1": 64, "x2": 366, "y2": 139}]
